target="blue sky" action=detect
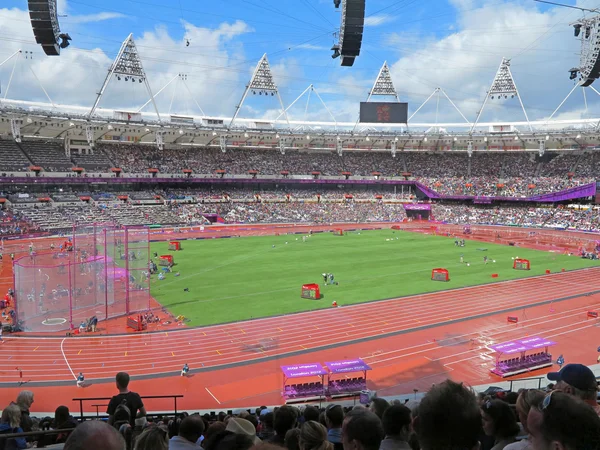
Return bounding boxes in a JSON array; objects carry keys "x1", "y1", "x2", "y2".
[{"x1": 0, "y1": 0, "x2": 598, "y2": 124}]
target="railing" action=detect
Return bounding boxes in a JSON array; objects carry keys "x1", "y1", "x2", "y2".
[
  {"x1": 0, "y1": 428, "x2": 76, "y2": 447},
  {"x1": 507, "y1": 374, "x2": 600, "y2": 392},
  {"x1": 72, "y1": 394, "x2": 184, "y2": 421}
]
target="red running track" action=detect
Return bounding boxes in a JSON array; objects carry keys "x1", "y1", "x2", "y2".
[{"x1": 2, "y1": 267, "x2": 600, "y2": 413}]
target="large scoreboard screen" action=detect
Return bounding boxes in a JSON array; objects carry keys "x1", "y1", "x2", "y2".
[{"x1": 359, "y1": 102, "x2": 408, "y2": 124}]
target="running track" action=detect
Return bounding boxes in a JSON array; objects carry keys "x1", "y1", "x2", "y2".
[{"x1": 3, "y1": 267, "x2": 600, "y2": 413}]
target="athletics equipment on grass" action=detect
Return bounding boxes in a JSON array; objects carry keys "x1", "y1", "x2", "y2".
[
  {"x1": 301, "y1": 284, "x2": 320, "y2": 300},
  {"x1": 168, "y1": 241, "x2": 181, "y2": 251},
  {"x1": 13, "y1": 224, "x2": 150, "y2": 332},
  {"x1": 431, "y1": 268, "x2": 449, "y2": 282},
  {"x1": 513, "y1": 258, "x2": 530, "y2": 270}
]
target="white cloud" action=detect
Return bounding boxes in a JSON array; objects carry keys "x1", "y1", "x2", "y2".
[
  {"x1": 294, "y1": 44, "x2": 328, "y2": 51},
  {"x1": 67, "y1": 12, "x2": 127, "y2": 24},
  {"x1": 0, "y1": 4, "x2": 253, "y2": 118},
  {"x1": 364, "y1": 14, "x2": 395, "y2": 27},
  {"x1": 385, "y1": 0, "x2": 593, "y2": 123}
]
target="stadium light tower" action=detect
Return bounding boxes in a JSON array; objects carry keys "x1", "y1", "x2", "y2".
[
  {"x1": 229, "y1": 54, "x2": 289, "y2": 128},
  {"x1": 89, "y1": 34, "x2": 161, "y2": 121},
  {"x1": 471, "y1": 58, "x2": 531, "y2": 133}
]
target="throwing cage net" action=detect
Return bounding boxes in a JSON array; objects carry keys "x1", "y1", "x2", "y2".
[{"x1": 13, "y1": 224, "x2": 150, "y2": 332}]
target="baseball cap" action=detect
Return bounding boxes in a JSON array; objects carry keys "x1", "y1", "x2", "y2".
[
  {"x1": 547, "y1": 364, "x2": 598, "y2": 392},
  {"x1": 225, "y1": 418, "x2": 262, "y2": 445}
]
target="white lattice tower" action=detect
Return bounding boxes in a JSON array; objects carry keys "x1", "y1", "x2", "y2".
[
  {"x1": 488, "y1": 58, "x2": 517, "y2": 98},
  {"x1": 112, "y1": 37, "x2": 146, "y2": 80},
  {"x1": 368, "y1": 62, "x2": 399, "y2": 101},
  {"x1": 229, "y1": 54, "x2": 290, "y2": 128},
  {"x1": 89, "y1": 34, "x2": 161, "y2": 121},
  {"x1": 471, "y1": 57, "x2": 531, "y2": 132}
]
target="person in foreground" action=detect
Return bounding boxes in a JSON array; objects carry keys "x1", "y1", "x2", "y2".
[
  {"x1": 169, "y1": 415, "x2": 205, "y2": 449},
  {"x1": 413, "y1": 380, "x2": 481, "y2": 450},
  {"x1": 527, "y1": 390, "x2": 600, "y2": 450},
  {"x1": 63, "y1": 420, "x2": 126, "y2": 450}
]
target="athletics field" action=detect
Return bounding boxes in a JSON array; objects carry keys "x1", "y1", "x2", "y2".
[{"x1": 149, "y1": 229, "x2": 599, "y2": 326}]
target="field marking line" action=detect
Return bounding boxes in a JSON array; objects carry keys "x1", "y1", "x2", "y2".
[
  {"x1": 205, "y1": 387, "x2": 221, "y2": 405},
  {"x1": 60, "y1": 338, "x2": 76, "y2": 380}
]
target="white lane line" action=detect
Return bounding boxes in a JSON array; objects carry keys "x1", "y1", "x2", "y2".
[
  {"x1": 205, "y1": 387, "x2": 221, "y2": 404},
  {"x1": 60, "y1": 338, "x2": 76, "y2": 380}
]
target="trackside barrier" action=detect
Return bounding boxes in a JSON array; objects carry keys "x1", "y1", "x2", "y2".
[
  {"x1": 588, "y1": 311, "x2": 599, "y2": 319},
  {"x1": 507, "y1": 316, "x2": 519, "y2": 324},
  {"x1": 73, "y1": 394, "x2": 184, "y2": 421}
]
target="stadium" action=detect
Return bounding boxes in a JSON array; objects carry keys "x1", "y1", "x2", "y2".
[{"x1": 1, "y1": 0, "x2": 600, "y2": 448}]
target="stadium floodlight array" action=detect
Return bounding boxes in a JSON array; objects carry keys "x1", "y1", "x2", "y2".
[
  {"x1": 470, "y1": 58, "x2": 531, "y2": 133},
  {"x1": 89, "y1": 34, "x2": 161, "y2": 122},
  {"x1": 229, "y1": 54, "x2": 290, "y2": 128}
]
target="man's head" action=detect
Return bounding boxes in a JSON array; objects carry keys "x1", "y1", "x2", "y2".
[
  {"x1": 414, "y1": 380, "x2": 481, "y2": 450},
  {"x1": 547, "y1": 364, "x2": 598, "y2": 401},
  {"x1": 115, "y1": 372, "x2": 130, "y2": 391},
  {"x1": 178, "y1": 415, "x2": 205, "y2": 444},
  {"x1": 369, "y1": 398, "x2": 390, "y2": 420},
  {"x1": 64, "y1": 420, "x2": 125, "y2": 450},
  {"x1": 527, "y1": 390, "x2": 600, "y2": 450},
  {"x1": 341, "y1": 409, "x2": 383, "y2": 450},
  {"x1": 325, "y1": 404, "x2": 344, "y2": 429},
  {"x1": 273, "y1": 406, "x2": 297, "y2": 436},
  {"x1": 55, "y1": 406, "x2": 70, "y2": 425},
  {"x1": 303, "y1": 406, "x2": 320, "y2": 423},
  {"x1": 381, "y1": 405, "x2": 411, "y2": 441},
  {"x1": 480, "y1": 399, "x2": 519, "y2": 439}
]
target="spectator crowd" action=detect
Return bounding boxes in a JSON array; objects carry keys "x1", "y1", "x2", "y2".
[{"x1": 1, "y1": 364, "x2": 600, "y2": 450}]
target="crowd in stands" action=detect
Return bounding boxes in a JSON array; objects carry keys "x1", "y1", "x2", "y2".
[
  {"x1": 2, "y1": 364, "x2": 600, "y2": 450},
  {"x1": 211, "y1": 202, "x2": 407, "y2": 224},
  {"x1": 3, "y1": 187, "x2": 600, "y2": 232},
  {"x1": 0, "y1": 139, "x2": 598, "y2": 199},
  {"x1": 432, "y1": 205, "x2": 600, "y2": 231}
]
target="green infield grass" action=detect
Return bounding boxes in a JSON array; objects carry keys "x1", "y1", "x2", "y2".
[{"x1": 149, "y1": 229, "x2": 599, "y2": 326}]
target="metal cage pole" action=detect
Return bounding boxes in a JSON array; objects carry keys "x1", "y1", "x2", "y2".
[
  {"x1": 68, "y1": 260, "x2": 73, "y2": 330},
  {"x1": 71, "y1": 224, "x2": 77, "y2": 324},
  {"x1": 93, "y1": 224, "x2": 98, "y2": 308},
  {"x1": 104, "y1": 228, "x2": 109, "y2": 321},
  {"x1": 145, "y1": 227, "x2": 150, "y2": 310},
  {"x1": 125, "y1": 226, "x2": 130, "y2": 315},
  {"x1": 12, "y1": 260, "x2": 18, "y2": 327}
]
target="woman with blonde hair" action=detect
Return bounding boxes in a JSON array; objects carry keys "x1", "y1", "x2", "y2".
[
  {"x1": 0, "y1": 404, "x2": 28, "y2": 449},
  {"x1": 133, "y1": 425, "x2": 168, "y2": 450},
  {"x1": 504, "y1": 389, "x2": 546, "y2": 450},
  {"x1": 299, "y1": 421, "x2": 333, "y2": 450},
  {"x1": 12, "y1": 391, "x2": 34, "y2": 433}
]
